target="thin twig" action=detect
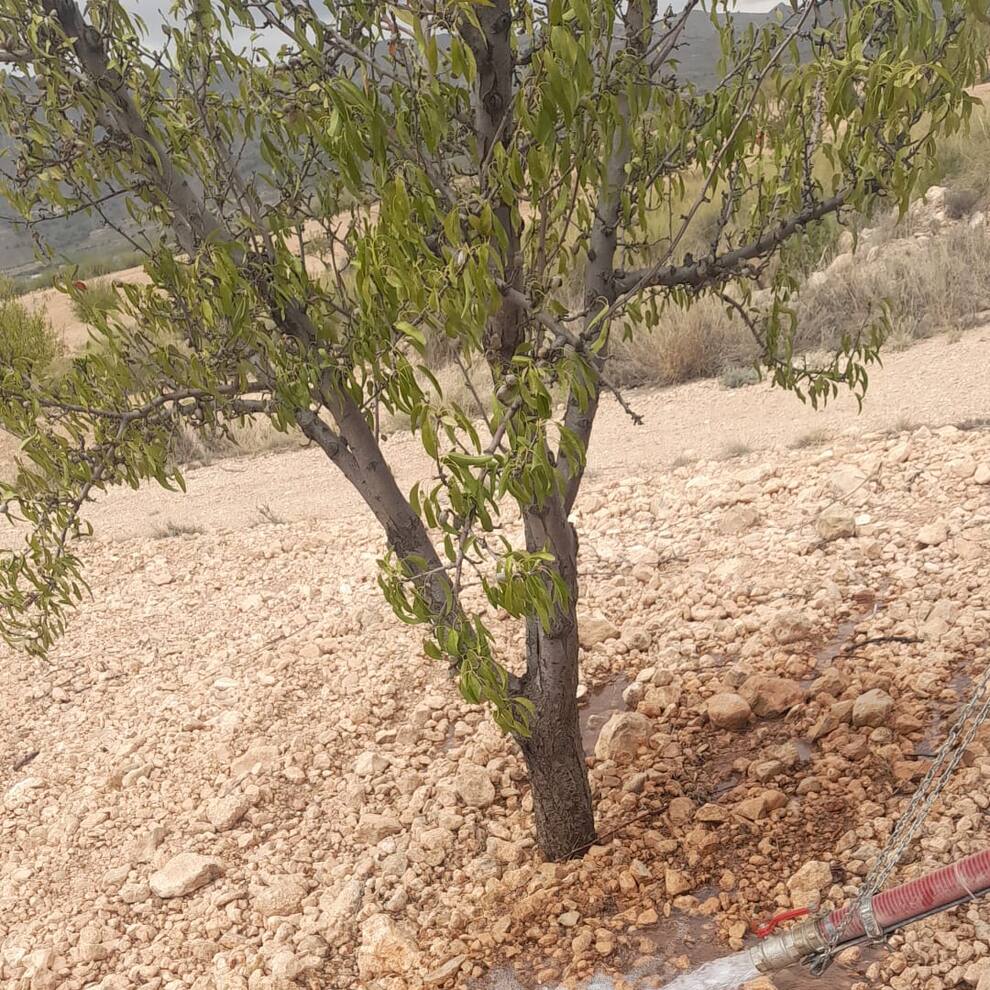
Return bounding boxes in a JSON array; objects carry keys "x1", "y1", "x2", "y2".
[
  {"x1": 502, "y1": 286, "x2": 644, "y2": 426},
  {"x1": 563, "y1": 806, "x2": 666, "y2": 859}
]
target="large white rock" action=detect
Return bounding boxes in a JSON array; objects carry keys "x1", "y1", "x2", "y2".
[
  {"x1": 353, "y1": 751, "x2": 389, "y2": 777},
  {"x1": 595, "y1": 711, "x2": 653, "y2": 761},
  {"x1": 788, "y1": 860, "x2": 833, "y2": 909},
  {"x1": 4, "y1": 777, "x2": 45, "y2": 810},
  {"x1": 149, "y1": 853, "x2": 223, "y2": 898},
  {"x1": 706, "y1": 692, "x2": 752, "y2": 730},
  {"x1": 579, "y1": 613, "x2": 620, "y2": 650},
  {"x1": 357, "y1": 914, "x2": 421, "y2": 979},
  {"x1": 852, "y1": 689, "x2": 894, "y2": 728},
  {"x1": 949, "y1": 455, "x2": 977, "y2": 479},
  {"x1": 320, "y1": 879, "x2": 363, "y2": 938},
  {"x1": 740, "y1": 675, "x2": 804, "y2": 717},
  {"x1": 355, "y1": 813, "x2": 402, "y2": 844},
  {"x1": 719, "y1": 505, "x2": 760, "y2": 535},
  {"x1": 816, "y1": 505, "x2": 857, "y2": 542},
  {"x1": 828, "y1": 465, "x2": 867, "y2": 498},
  {"x1": 453, "y1": 765, "x2": 496, "y2": 809},
  {"x1": 204, "y1": 794, "x2": 251, "y2": 831},
  {"x1": 921, "y1": 599, "x2": 958, "y2": 641},
  {"x1": 770, "y1": 610, "x2": 813, "y2": 645},
  {"x1": 254, "y1": 878, "x2": 306, "y2": 917},
  {"x1": 917, "y1": 519, "x2": 948, "y2": 546}
]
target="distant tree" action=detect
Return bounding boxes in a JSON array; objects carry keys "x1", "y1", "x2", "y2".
[{"x1": 0, "y1": 0, "x2": 985, "y2": 860}]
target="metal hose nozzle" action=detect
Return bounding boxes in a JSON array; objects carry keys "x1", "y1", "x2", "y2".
[{"x1": 747, "y1": 918, "x2": 828, "y2": 973}]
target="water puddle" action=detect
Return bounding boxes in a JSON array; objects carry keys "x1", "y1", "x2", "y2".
[
  {"x1": 802, "y1": 595, "x2": 887, "y2": 687},
  {"x1": 580, "y1": 674, "x2": 633, "y2": 755},
  {"x1": 916, "y1": 669, "x2": 978, "y2": 757},
  {"x1": 816, "y1": 620, "x2": 860, "y2": 667},
  {"x1": 801, "y1": 619, "x2": 860, "y2": 689},
  {"x1": 632, "y1": 913, "x2": 875, "y2": 990},
  {"x1": 442, "y1": 720, "x2": 459, "y2": 752},
  {"x1": 483, "y1": 911, "x2": 876, "y2": 990}
]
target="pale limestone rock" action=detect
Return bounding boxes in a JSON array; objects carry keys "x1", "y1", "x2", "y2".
[
  {"x1": 453, "y1": 765, "x2": 495, "y2": 809},
  {"x1": 357, "y1": 915, "x2": 421, "y2": 980},
  {"x1": 852, "y1": 688, "x2": 894, "y2": 728},
  {"x1": 706, "y1": 692, "x2": 751, "y2": 730},
  {"x1": 579, "y1": 613, "x2": 620, "y2": 649},
  {"x1": 149, "y1": 854, "x2": 223, "y2": 898},
  {"x1": 595, "y1": 711, "x2": 653, "y2": 762}
]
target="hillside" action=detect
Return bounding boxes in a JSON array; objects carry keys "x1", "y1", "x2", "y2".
[{"x1": 0, "y1": 7, "x2": 784, "y2": 279}]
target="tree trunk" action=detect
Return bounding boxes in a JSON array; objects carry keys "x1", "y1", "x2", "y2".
[
  {"x1": 517, "y1": 506, "x2": 597, "y2": 861},
  {"x1": 517, "y1": 615, "x2": 596, "y2": 860}
]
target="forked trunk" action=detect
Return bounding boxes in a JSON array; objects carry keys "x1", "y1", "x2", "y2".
[{"x1": 517, "y1": 607, "x2": 596, "y2": 861}]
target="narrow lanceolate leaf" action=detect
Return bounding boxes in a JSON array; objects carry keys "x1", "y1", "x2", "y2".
[{"x1": 0, "y1": 0, "x2": 984, "y2": 741}]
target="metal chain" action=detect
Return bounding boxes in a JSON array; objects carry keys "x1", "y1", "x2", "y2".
[{"x1": 823, "y1": 652, "x2": 990, "y2": 954}]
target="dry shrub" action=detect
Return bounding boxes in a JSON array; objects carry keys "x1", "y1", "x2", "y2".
[
  {"x1": 608, "y1": 296, "x2": 757, "y2": 388},
  {"x1": 606, "y1": 220, "x2": 990, "y2": 391},
  {"x1": 925, "y1": 103, "x2": 990, "y2": 209},
  {"x1": 792, "y1": 224, "x2": 990, "y2": 352},
  {"x1": 944, "y1": 187, "x2": 982, "y2": 220},
  {"x1": 791, "y1": 427, "x2": 832, "y2": 449},
  {"x1": 153, "y1": 520, "x2": 205, "y2": 539},
  {"x1": 169, "y1": 418, "x2": 302, "y2": 467}
]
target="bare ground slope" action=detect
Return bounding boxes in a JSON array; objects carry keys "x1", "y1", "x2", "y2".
[
  {"x1": 1, "y1": 332, "x2": 989, "y2": 990},
  {"x1": 62, "y1": 327, "x2": 990, "y2": 542}
]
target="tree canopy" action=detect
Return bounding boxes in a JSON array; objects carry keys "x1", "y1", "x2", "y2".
[{"x1": 0, "y1": 0, "x2": 985, "y2": 858}]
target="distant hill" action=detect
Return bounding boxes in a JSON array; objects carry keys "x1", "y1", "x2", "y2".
[{"x1": 0, "y1": 8, "x2": 786, "y2": 279}]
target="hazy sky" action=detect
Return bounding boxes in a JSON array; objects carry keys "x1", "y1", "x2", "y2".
[{"x1": 122, "y1": 0, "x2": 787, "y2": 46}]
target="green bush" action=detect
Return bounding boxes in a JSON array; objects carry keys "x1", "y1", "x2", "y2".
[
  {"x1": 71, "y1": 281, "x2": 118, "y2": 324},
  {"x1": 719, "y1": 365, "x2": 761, "y2": 389},
  {"x1": 0, "y1": 274, "x2": 35, "y2": 298},
  {"x1": 0, "y1": 294, "x2": 63, "y2": 373}
]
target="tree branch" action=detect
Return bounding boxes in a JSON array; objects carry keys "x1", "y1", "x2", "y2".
[
  {"x1": 556, "y1": 0, "x2": 655, "y2": 515},
  {"x1": 614, "y1": 189, "x2": 850, "y2": 300}
]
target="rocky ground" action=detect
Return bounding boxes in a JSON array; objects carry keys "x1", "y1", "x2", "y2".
[{"x1": 2, "y1": 415, "x2": 990, "y2": 990}]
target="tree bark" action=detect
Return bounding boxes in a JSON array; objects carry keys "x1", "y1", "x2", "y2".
[
  {"x1": 460, "y1": 0, "x2": 525, "y2": 368},
  {"x1": 517, "y1": 612, "x2": 596, "y2": 860},
  {"x1": 517, "y1": 501, "x2": 597, "y2": 860}
]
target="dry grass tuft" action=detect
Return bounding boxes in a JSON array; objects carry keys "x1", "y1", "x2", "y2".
[
  {"x1": 955, "y1": 416, "x2": 990, "y2": 432},
  {"x1": 608, "y1": 297, "x2": 757, "y2": 389},
  {"x1": 380, "y1": 360, "x2": 494, "y2": 436},
  {"x1": 153, "y1": 520, "x2": 205, "y2": 539},
  {"x1": 886, "y1": 414, "x2": 917, "y2": 435},
  {"x1": 720, "y1": 441, "x2": 752, "y2": 459},
  {"x1": 257, "y1": 503, "x2": 287, "y2": 526},
  {"x1": 170, "y1": 419, "x2": 303, "y2": 467},
  {"x1": 791, "y1": 427, "x2": 832, "y2": 449}
]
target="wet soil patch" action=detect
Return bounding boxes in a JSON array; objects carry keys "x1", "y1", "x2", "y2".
[
  {"x1": 581, "y1": 674, "x2": 633, "y2": 756},
  {"x1": 632, "y1": 912, "x2": 877, "y2": 990}
]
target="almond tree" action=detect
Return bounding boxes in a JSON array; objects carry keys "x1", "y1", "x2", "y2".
[{"x1": 0, "y1": 0, "x2": 984, "y2": 860}]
